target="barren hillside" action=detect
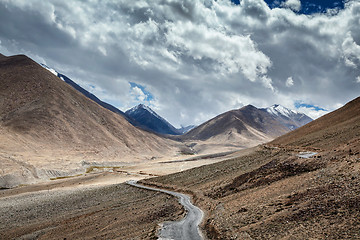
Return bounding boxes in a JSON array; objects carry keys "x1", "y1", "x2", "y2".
[
  {"x1": 0, "y1": 54, "x2": 179, "y2": 188},
  {"x1": 184, "y1": 105, "x2": 290, "y2": 141}
]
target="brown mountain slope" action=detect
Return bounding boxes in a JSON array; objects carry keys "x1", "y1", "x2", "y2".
[
  {"x1": 184, "y1": 105, "x2": 290, "y2": 141},
  {"x1": 271, "y1": 96, "x2": 360, "y2": 150},
  {"x1": 180, "y1": 105, "x2": 290, "y2": 153},
  {"x1": 0, "y1": 54, "x2": 178, "y2": 188},
  {"x1": 144, "y1": 96, "x2": 360, "y2": 239}
]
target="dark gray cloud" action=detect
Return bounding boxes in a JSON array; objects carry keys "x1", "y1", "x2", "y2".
[{"x1": 0, "y1": 0, "x2": 359, "y2": 126}]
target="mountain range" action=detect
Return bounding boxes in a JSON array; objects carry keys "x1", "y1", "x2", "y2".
[
  {"x1": 0, "y1": 53, "x2": 312, "y2": 187},
  {"x1": 40, "y1": 64, "x2": 312, "y2": 138},
  {"x1": 41, "y1": 65, "x2": 195, "y2": 135},
  {"x1": 181, "y1": 104, "x2": 312, "y2": 151}
]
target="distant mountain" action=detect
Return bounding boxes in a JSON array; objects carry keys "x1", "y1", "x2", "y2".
[
  {"x1": 262, "y1": 104, "x2": 313, "y2": 130},
  {"x1": 177, "y1": 125, "x2": 196, "y2": 134},
  {"x1": 0, "y1": 54, "x2": 177, "y2": 188},
  {"x1": 182, "y1": 104, "x2": 312, "y2": 149},
  {"x1": 183, "y1": 105, "x2": 290, "y2": 142},
  {"x1": 126, "y1": 104, "x2": 181, "y2": 135}
]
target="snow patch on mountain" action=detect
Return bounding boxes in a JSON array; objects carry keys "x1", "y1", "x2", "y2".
[
  {"x1": 266, "y1": 104, "x2": 297, "y2": 118},
  {"x1": 262, "y1": 104, "x2": 313, "y2": 131},
  {"x1": 40, "y1": 63, "x2": 59, "y2": 77},
  {"x1": 127, "y1": 104, "x2": 165, "y2": 122}
]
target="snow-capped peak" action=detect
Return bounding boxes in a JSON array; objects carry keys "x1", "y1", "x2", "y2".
[
  {"x1": 127, "y1": 104, "x2": 164, "y2": 121},
  {"x1": 125, "y1": 104, "x2": 181, "y2": 135},
  {"x1": 266, "y1": 104, "x2": 297, "y2": 118}
]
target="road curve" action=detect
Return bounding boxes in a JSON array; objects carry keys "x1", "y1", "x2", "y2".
[{"x1": 127, "y1": 180, "x2": 204, "y2": 240}]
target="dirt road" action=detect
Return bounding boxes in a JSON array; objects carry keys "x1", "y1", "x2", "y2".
[{"x1": 127, "y1": 180, "x2": 204, "y2": 240}]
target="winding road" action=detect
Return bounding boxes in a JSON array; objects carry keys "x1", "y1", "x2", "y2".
[{"x1": 127, "y1": 180, "x2": 204, "y2": 240}]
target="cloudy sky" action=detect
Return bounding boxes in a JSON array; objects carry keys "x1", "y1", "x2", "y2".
[{"x1": 1, "y1": 0, "x2": 360, "y2": 127}]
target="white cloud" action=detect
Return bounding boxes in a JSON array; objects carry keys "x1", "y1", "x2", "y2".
[
  {"x1": 285, "y1": 77, "x2": 294, "y2": 87},
  {"x1": 296, "y1": 107, "x2": 328, "y2": 120},
  {"x1": 342, "y1": 32, "x2": 360, "y2": 68},
  {"x1": 1, "y1": 0, "x2": 360, "y2": 127},
  {"x1": 131, "y1": 86, "x2": 146, "y2": 102},
  {"x1": 165, "y1": 21, "x2": 272, "y2": 82},
  {"x1": 281, "y1": 0, "x2": 301, "y2": 11}
]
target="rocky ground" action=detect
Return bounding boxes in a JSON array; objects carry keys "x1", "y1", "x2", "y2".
[
  {"x1": 0, "y1": 175, "x2": 184, "y2": 240},
  {"x1": 143, "y1": 142, "x2": 360, "y2": 239}
]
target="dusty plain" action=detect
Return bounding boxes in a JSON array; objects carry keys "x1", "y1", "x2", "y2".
[{"x1": 0, "y1": 146, "x2": 253, "y2": 240}]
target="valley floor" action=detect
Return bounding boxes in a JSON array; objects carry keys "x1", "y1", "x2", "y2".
[
  {"x1": 0, "y1": 174, "x2": 184, "y2": 240},
  {"x1": 0, "y1": 147, "x2": 251, "y2": 240},
  {"x1": 2, "y1": 139, "x2": 359, "y2": 239}
]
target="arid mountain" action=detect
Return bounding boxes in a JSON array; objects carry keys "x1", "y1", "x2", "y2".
[
  {"x1": 0, "y1": 54, "x2": 178, "y2": 188},
  {"x1": 41, "y1": 65, "x2": 186, "y2": 136},
  {"x1": 179, "y1": 104, "x2": 311, "y2": 154},
  {"x1": 184, "y1": 105, "x2": 290, "y2": 141},
  {"x1": 181, "y1": 105, "x2": 304, "y2": 152},
  {"x1": 41, "y1": 64, "x2": 139, "y2": 125},
  {"x1": 144, "y1": 96, "x2": 360, "y2": 239}
]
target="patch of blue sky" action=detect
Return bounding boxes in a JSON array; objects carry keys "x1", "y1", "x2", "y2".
[
  {"x1": 230, "y1": 0, "x2": 345, "y2": 14},
  {"x1": 295, "y1": 101, "x2": 328, "y2": 111},
  {"x1": 129, "y1": 82, "x2": 154, "y2": 102}
]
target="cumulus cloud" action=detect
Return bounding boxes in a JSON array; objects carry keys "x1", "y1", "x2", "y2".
[
  {"x1": 281, "y1": 0, "x2": 301, "y2": 12},
  {"x1": 342, "y1": 32, "x2": 360, "y2": 68},
  {"x1": 0, "y1": 0, "x2": 359, "y2": 126}
]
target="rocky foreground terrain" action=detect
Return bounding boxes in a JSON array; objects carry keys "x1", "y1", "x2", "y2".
[
  {"x1": 143, "y1": 96, "x2": 360, "y2": 239},
  {"x1": 0, "y1": 175, "x2": 184, "y2": 240}
]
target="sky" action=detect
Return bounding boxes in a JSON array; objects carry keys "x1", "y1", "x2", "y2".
[{"x1": 0, "y1": 0, "x2": 359, "y2": 127}]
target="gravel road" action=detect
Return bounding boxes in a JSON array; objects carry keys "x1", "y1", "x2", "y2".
[{"x1": 127, "y1": 180, "x2": 204, "y2": 240}]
